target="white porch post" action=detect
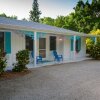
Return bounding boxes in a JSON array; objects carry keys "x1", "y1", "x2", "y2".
[
  {"x1": 73, "y1": 35, "x2": 76, "y2": 59},
  {"x1": 34, "y1": 32, "x2": 37, "y2": 67},
  {"x1": 95, "y1": 37, "x2": 97, "y2": 45}
]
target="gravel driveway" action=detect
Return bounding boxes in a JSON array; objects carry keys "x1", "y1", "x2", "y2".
[{"x1": 0, "y1": 60, "x2": 100, "y2": 100}]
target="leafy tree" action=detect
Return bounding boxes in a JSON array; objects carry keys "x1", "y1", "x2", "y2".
[
  {"x1": 29, "y1": 0, "x2": 41, "y2": 22},
  {"x1": 0, "y1": 13, "x2": 17, "y2": 19},
  {"x1": 91, "y1": 0, "x2": 99, "y2": 17},
  {"x1": 54, "y1": 16, "x2": 65, "y2": 28},
  {"x1": 40, "y1": 17, "x2": 54, "y2": 26},
  {"x1": 86, "y1": 29, "x2": 100, "y2": 54},
  {"x1": 22, "y1": 18, "x2": 28, "y2": 21},
  {"x1": 73, "y1": 0, "x2": 93, "y2": 33},
  {"x1": 64, "y1": 13, "x2": 78, "y2": 31}
]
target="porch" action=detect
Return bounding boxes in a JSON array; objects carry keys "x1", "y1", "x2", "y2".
[
  {"x1": 19, "y1": 30, "x2": 87, "y2": 68},
  {"x1": 27, "y1": 57, "x2": 91, "y2": 68},
  {"x1": 0, "y1": 29, "x2": 94, "y2": 70}
]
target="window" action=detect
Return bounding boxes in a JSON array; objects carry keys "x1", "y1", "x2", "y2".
[
  {"x1": 39, "y1": 38, "x2": 46, "y2": 49},
  {"x1": 50, "y1": 36, "x2": 56, "y2": 50},
  {"x1": 76, "y1": 38, "x2": 81, "y2": 53},
  {"x1": 39, "y1": 38, "x2": 46, "y2": 58},
  {"x1": 25, "y1": 36, "x2": 33, "y2": 51},
  {"x1": 0, "y1": 32, "x2": 4, "y2": 51}
]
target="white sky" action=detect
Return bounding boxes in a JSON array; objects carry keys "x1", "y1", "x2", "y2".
[{"x1": 0, "y1": 0, "x2": 90, "y2": 19}]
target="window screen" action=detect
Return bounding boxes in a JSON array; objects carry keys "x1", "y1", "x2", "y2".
[
  {"x1": 50, "y1": 36, "x2": 56, "y2": 50},
  {"x1": 25, "y1": 36, "x2": 33, "y2": 51}
]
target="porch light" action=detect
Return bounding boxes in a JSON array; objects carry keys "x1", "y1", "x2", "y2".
[{"x1": 59, "y1": 37, "x2": 63, "y2": 41}]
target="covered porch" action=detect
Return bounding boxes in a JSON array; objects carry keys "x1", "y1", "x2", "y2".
[
  {"x1": 0, "y1": 29, "x2": 98, "y2": 69},
  {"x1": 22, "y1": 30, "x2": 92, "y2": 68},
  {"x1": 0, "y1": 29, "x2": 99, "y2": 69}
]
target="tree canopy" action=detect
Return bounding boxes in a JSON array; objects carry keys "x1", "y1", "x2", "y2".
[
  {"x1": 29, "y1": 0, "x2": 41, "y2": 22},
  {"x1": 40, "y1": 0, "x2": 100, "y2": 34},
  {"x1": 0, "y1": 13, "x2": 17, "y2": 19}
]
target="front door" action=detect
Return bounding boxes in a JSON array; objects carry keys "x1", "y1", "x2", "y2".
[{"x1": 39, "y1": 38, "x2": 46, "y2": 58}]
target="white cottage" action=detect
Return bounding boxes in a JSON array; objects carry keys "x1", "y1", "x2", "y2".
[{"x1": 0, "y1": 17, "x2": 99, "y2": 69}]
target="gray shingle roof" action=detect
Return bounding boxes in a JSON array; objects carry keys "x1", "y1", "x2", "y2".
[{"x1": 0, "y1": 17, "x2": 81, "y2": 34}]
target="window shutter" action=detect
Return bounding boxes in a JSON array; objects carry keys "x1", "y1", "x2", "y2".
[
  {"x1": 70, "y1": 36, "x2": 73, "y2": 51},
  {"x1": 5, "y1": 32, "x2": 11, "y2": 54},
  {"x1": 78, "y1": 37, "x2": 81, "y2": 51}
]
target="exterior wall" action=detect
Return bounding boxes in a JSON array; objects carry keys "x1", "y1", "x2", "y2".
[
  {"x1": 36, "y1": 34, "x2": 86, "y2": 61},
  {"x1": 42, "y1": 34, "x2": 65, "y2": 61},
  {"x1": 6, "y1": 31, "x2": 25, "y2": 69},
  {"x1": 63, "y1": 36, "x2": 71, "y2": 60},
  {"x1": 3, "y1": 30, "x2": 86, "y2": 69},
  {"x1": 40, "y1": 34, "x2": 70, "y2": 61}
]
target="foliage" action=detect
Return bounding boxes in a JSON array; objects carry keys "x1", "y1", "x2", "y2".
[
  {"x1": 90, "y1": 29, "x2": 100, "y2": 42},
  {"x1": 13, "y1": 50, "x2": 29, "y2": 72},
  {"x1": 0, "y1": 13, "x2": 17, "y2": 19},
  {"x1": 54, "y1": 16, "x2": 66, "y2": 28},
  {"x1": 89, "y1": 43, "x2": 100, "y2": 60},
  {"x1": 90, "y1": 29, "x2": 100, "y2": 35},
  {"x1": 40, "y1": 17, "x2": 54, "y2": 26},
  {"x1": 22, "y1": 18, "x2": 28, "y2": 21},
  {"x1": 64, "y1": 13, "x2": 78, "y2": 31},
  {"x1": 40, "y1": 0, "x2": 100, "y2": 33},
  {"x1": 29, "y1": 0, "x2": 41, "y2": 22},
  {"x1": 0, "y1": 49, "x2": 7, "y2": 75},
  {"x1": 86, "y1": 29, "x2": 100, "y2": 53},
  {"x1": 86, "y1": 38, "x2": 94, "y2": 53}
]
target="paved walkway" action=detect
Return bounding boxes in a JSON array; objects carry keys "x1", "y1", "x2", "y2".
[{"x1": 0, "y1": 60, "x2": 100, "y2": 100}]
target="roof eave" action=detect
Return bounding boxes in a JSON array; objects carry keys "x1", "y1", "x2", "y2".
[{"x1": 0, "y1": 23, "x2": 100, "y2": 37}]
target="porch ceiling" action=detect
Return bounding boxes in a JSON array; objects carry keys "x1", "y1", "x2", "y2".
[{"x1": 0, "y1": 17, "x2": 100, "y2": 38}]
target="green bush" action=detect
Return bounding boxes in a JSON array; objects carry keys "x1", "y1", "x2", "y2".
[
  {"x1": 0, "y1": 49, "x2": 7, "y2": 75},
  {"x1": 86, "y1": 38, "x2": 94, "y2": 54},
  {"x1": 89, "y1": 43, "x2": 100, "y2": 60},
  {"x1": 13, "y1": 50, "x2": 29, "y2": 72}
]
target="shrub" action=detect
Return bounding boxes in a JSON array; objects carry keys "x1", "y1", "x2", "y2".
[
  {"x1": 0, "y1": 49, "x2": 7, "y2": 75},
  {"x1": 86, "y1": 38, "x2": 94, "y2": 54},
  {"x1": 13, "y1": 50, "x2": 29, "y2": 72},
  {"x1": 89, "y1": 43, "x2": 100, "y2": 60},
  {"x1": 86, "y1": 29, "x2": 100, "y2": 54}
]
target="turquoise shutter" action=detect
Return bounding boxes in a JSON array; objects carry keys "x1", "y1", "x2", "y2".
[
  {"x1": 78, "y1": 37, "x2": 81, "y2": 51},
  {"x1": 5, "y1": 32, "x2": 11, "y2": 54},
  {"x1": 70, "y1": 36, "x2": 73, "y2": 51}
]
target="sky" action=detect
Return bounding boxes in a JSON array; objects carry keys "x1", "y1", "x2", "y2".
[{"x1": 0, "y1": 0, "x2": 92, "y2": 19}]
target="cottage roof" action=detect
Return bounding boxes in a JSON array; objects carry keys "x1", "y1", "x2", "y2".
[{"x1": 0, "y1": 17, "x2": 99, "y2": 37}]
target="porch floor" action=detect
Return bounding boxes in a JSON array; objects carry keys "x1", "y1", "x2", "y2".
[{"x1": 27, "y1": 57, "x2": 92, "y2": 68}]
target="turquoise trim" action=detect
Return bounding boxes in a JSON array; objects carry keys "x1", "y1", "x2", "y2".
[
  {"x1": 19, "y1": 30, "x2": 34, "y2": 39},
  {"x1": 18, "y1": 31, "x2": 46, "y2": 39},
  {"x1": 70, "y1": 36, "x2": 74, "y2": 51},
  {"x1": 76, "y1": 36, "x2": 80, "y2": 40},
  {"x1": 70, "y1": 36, "x2": 81, "y2": 52},
  {"x1": 5, "y1": 32, "x2": 11, "y2": 54},
  {"x1": 37, "y1": 32, "x2": 46, "y2": 39},
  {"x1": 78, "y1": 37, "x2": 81, "y2": 51}
]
